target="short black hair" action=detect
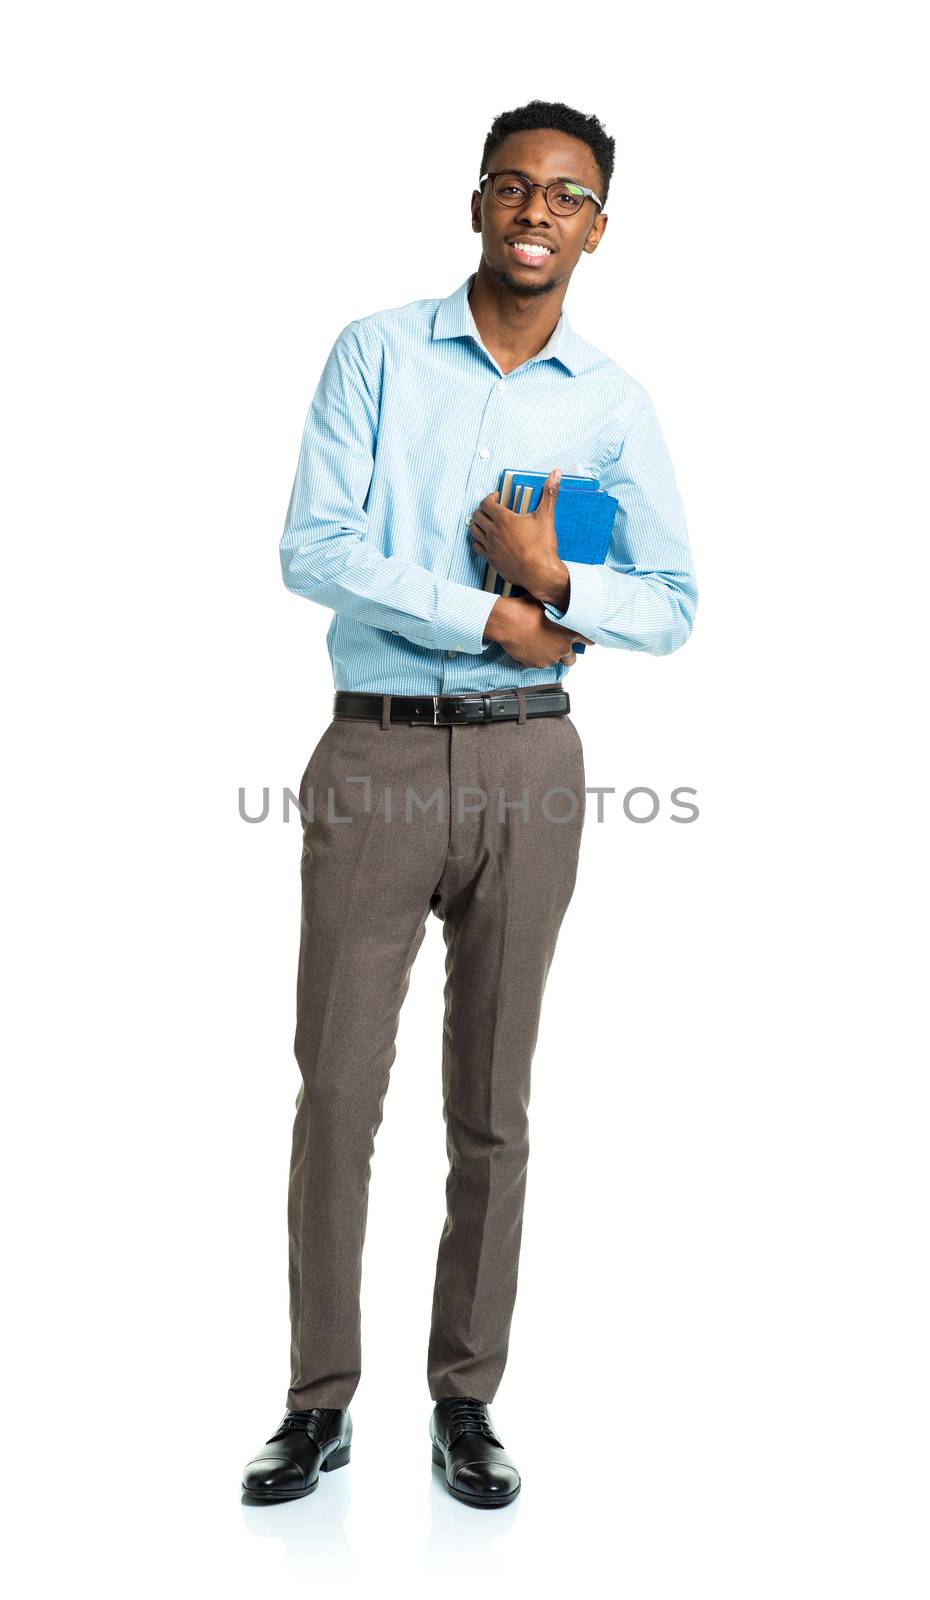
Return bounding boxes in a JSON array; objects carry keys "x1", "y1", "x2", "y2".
[{"x1": 480, "y1": 99, "x2": 615, "y2": 207}]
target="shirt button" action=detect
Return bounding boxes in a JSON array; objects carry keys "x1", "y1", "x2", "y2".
[
  {"x1": 447, "y1": 649, "x2": 457, "y2": 658},
  {"x1": 497, "y1": 381, "x2": 505, "y2": 392},
  {"x1": 479, "y1": 447, "x2": 489, "y2": 459}
]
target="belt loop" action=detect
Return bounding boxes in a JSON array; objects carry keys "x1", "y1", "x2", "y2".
[
  {"x1": 515, "y1": 686, "x2": 527, "y2": 725},
  {"x1": 381, "y1": 694, "x2": 392, "y2": 730}
]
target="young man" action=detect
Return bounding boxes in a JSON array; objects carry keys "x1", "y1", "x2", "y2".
[{"x1": 242, "y1": 99, "x2": 697, "y2": 1510}]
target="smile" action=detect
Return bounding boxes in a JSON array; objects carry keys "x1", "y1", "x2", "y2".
[{"x1": 507, "y1": 241, "x2": 553, "y2": 266}]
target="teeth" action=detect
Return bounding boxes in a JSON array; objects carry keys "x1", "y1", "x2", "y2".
[{"x1": 511, "y1": 242, "x2": 551, "y2": 255}]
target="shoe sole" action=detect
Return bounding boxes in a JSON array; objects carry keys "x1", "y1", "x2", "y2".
[
  {"x1": 241, "y1": 1442, "x2": 351, "y2": 1502},
  {"x1": 430, "y1": 1443, "x2": 521, "y2": 1508}
]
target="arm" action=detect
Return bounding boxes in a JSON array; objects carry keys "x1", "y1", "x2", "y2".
[
  {"x1": 280, "y1": 320, "x2": 499, "y2": 654},
  {"x1": 535, "y1": 394, "x2": 698, "y2": 655}
]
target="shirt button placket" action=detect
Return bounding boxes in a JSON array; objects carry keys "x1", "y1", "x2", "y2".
[{"x1": 447, "y1": 377, "x2": 507, "y2": 684}]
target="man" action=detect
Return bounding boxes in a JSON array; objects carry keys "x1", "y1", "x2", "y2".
[{"x1": 241, "y1": 98, "x2": 697, "y2": 1510}]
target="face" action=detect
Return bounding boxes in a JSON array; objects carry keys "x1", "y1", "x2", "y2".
[{"x1": 471, "y1": 129, "x2": 608, "y2": 298}]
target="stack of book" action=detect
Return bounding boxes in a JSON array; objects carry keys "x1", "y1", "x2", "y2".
[{"x1": 480, "y1": 468, "x2": 617, "y2": 653}]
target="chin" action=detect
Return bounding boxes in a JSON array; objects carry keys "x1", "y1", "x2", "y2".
[{"x1": 491, "y1": 257, "x2": 558, "y2": 297}]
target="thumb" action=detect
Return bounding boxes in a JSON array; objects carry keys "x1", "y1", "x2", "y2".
[{"x1": 546, "y1": 466, "x2": 561, "y2": 517}]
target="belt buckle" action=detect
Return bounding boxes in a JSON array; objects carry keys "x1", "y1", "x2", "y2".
[{"x1": 432, "y1": 694, "x2": 440, "y2": 725}]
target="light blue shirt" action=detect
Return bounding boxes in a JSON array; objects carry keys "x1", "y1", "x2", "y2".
[{"x1": 280, "y1": 271, "x2": 697, "y2": 693}]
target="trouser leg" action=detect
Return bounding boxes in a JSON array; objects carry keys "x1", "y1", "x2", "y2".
[
  {"x1": 426, "y1": 708, "x2": 586, "y2": 1401},
  {"x1": 286, "y1": 714, "x2": 448, "y2": 1411}
]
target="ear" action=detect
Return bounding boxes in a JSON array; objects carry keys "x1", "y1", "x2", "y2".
[{"x1": 585, "y1": 214, "x2": 607, "y2": 252}]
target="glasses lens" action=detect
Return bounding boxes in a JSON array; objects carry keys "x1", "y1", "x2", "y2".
[
  {"x1": 492, "y1": 173, "x2": 531, "y2": 206},
  {"x1": 548, "y1": 181, "x2": 586, "y2": 215},
  {"x1": 490, "y1": 173, "x2": 587, "y2": 214}
]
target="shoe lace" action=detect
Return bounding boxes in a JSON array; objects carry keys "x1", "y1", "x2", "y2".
[
  {"x1": 443, "y1": 1397, "x2": 501, "y2": 1448},
  {"x1": 268, "y1": 1407, "x2": 330, "y2": 1443}
]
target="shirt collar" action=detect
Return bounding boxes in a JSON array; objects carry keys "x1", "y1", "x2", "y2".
[{"x1": 432, "y1": 271, "x2": 582, "y2": 376}]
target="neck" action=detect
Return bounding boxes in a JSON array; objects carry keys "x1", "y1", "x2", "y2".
[{"x1": 467, "y1": 259, "x2": 567, "y2": 372}]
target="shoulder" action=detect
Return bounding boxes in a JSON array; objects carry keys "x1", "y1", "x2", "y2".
[
  {"x1": 322, "y1": 290, "x2": 441, "y2": 401},
  {"x1": 567, "y1": 326, "x2": 653, "y2": 448},
  {"x1": 341, "y1": 289, "x2": 441, "y2": 354},
  {"x1": 573, "y1": 329, "x2": 648, "y2": 405}
]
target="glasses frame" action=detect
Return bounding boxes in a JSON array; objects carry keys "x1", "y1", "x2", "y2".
[{"x1": 478, "y1": 169, "x2": 603, "y2": 216}]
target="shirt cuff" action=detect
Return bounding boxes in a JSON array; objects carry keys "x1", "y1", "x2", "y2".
[
  {"x1": 433, "y1": 582, "x2": 499, "y2": 654},
  {"x1": 541, "y1": 561, "x2": 602, "y2": 642}
]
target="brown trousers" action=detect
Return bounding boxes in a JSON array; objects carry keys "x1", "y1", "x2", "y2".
[{"x1": 286, "y1": 687, "x2": 586, "y2": 1410}]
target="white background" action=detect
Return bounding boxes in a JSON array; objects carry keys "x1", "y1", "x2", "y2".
[{"x1": 2, "y1": 1, "x2": 927, "y2": 1595}]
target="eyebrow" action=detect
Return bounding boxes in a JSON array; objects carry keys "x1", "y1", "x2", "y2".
[{"x1": 503, "y1": 167, "x2": 588, "y2": 188}]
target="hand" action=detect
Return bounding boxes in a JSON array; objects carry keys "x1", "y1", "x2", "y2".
[
  {"x1": 482, "y1": 594, "x2": 595, "y2": 669},
  {"x1": 469, "y1": 466, "x2": 564, "y2": 595}
]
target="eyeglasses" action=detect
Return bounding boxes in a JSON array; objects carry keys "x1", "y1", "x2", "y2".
[{"x1": 479, "y1": 170, "x2": 603, "y2": 216}]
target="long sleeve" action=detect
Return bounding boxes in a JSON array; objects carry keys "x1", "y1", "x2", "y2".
[
  {"x1": 540, "y1": 394, "x2": 698, "y2": 654},
  {"x1": 280, "y1": 320, "x2": 498, "y2": 654}
]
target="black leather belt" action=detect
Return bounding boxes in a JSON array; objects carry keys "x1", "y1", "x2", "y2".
[{"x1": 333, "y1": 686, "x2": 570, "y2": 726}]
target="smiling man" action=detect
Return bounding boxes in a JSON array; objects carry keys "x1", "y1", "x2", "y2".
[{"x1": 241, "y1": 99, "x2": 697, "y2": 1512}]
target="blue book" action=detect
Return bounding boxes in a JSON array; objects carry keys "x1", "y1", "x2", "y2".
[{"x1": 481, "y1": 469, "x2": 617, "y2": 652}]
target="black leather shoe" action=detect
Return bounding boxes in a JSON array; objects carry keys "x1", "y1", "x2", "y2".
[
  {"x1": 430, "y1": 1397, "x2": 521, "y2": 1508},
  {"x1": 241, "y1": 1407, "x2": 352, "y2": 1502}
]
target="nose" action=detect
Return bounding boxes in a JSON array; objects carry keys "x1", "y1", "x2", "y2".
[{"x1": 515, "y1": 191, "x2": 551, "y2": 228}]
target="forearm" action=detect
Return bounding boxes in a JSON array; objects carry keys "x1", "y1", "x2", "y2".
[
  {"x1": 527, "y1": 558, "x2": 571, "y2": 614},
  {"x1": 539, "y1": 561, "x2": 697, "y2": 654},
  {"x1": 281, "y1": 523, "x2": 498, "y2": 654}
]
